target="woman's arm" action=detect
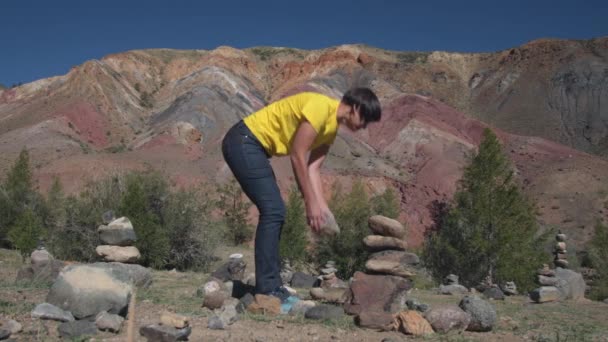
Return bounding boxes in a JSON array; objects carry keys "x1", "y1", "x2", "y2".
[{"x1": 290, "y1": 121, "x2": 322, "y2": 232}]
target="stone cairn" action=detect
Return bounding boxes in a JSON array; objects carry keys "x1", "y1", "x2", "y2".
[
  {"x1": 95, "y1": 213, "x2": 141, "y2": 264},
  {"x1": 554, "y1": 232, "x2": 568, "y2": 268}
]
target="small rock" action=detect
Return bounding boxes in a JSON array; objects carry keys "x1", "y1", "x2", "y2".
[
  {"x1": 365, "y1": 259, "x2": 415, "y2": 278},
  {"x1": 459, "y1": 295, "x2": 497, "y2": 332},
  {"x1": 243, "y1": 272, "x2": 256, "y2": 287},
  {"x1": 483, "y1": 287, "x2": 505, "y2": 300},
  {"x1": 555, "y1": 242, "x2": 566, "y2": 252},
  {"x1": 310, "y1": 287, "x2": 347, "y2": 303},
  {"x1": 95, "y1": 311, "x2": 124, "y2": 333},
  {"x1": 556, "y1": 233, "x2": 567, "y2": 242},
  {"x1": 208, "y1": 305, "x2": 238, "y2": 330},
  {"x1": 501, "y1": 281, "x2": 518, "y2": 296},
  {"x1": 424, "y1": 305, "x2": 471, "y2": 333},
  {"x1": 98, "y1": 217, "x2": 137, "y2": 246},
  {"x1": 439, "y1": 284, "x2": 469, "y2": 295},
  {"x1": 394, "y1": 310, "x2": 434, "y2": 336},
  {"x1": 304, "y1": 305, "x2": 344, "y2": 320},
  {"x1": 289, "y1": 300, "x2": 316, "y2": 315},
  {"x1": 102, "y1": 210, "x2": 115, "y2": 224},
  {"x1": 160, "y1": 311, "x2": 189, "y2": 329},
  {"x1": 212, "y1": 257, "x2": 247, "y2": 282},
  {"x1": 31, "y1": 248, "x2": 53, "y2": 270},
  {"x1": 139, "y1": 324, "x2": 191, "y2": 341},
  {"x1": 31, "y1": 303, "x2": 75, "y2": 322},
  {"x1": 203, "y1": 291, "x2": 228, "y2": 310},
  {"x1": 554, "y1": 259, "x2": 569, "y2": 268},
  {"x1": 538, "y1": 266, "x2": 556, "y2": 277},
  {"x1": 0, "y1": 319, "x2": 22, "y2": 334},
  {"x1": 283, "y1": 285, "x2": 297, "y2": 296},
  {"x1": 0, "y1": 330, "x2": 10, "y2": 340},
  {"x1": 237, "y1": 293, "x2": 255, "y2": 313},
  {"x1": 207, "y1": 316, "x2": 226, "y2": 330},
  {"x1": 95, "y1": 245, "x2": 140, "y2": 263},
  {"x1": 247, "y1": 294, "x2": 281, "y2": 315},
  {"x1": 530, "y1": 286, "x2": 561, "y2": 303},
  {"x1": 355, "y1": 311, "x2": 394, "y2": 331},
  {"x1": 444, "y1": 274, "x2": 459, "y2": 285},
  {"x1": 224, "y1": 281, "x2": 234, "y2": 295},
  {"x1": 368, "y1": 250, "x2": 420, "y2": 266},
  {"x1": 603, "y1": 298, "x2": 608, "y2": 304},
  {"x1": 290, "y1": 272, "x2": 317, "y2": 288},
  {"x1": 57, "y1": 320, "x2": 97, "y2": 339},
  {"x1": 368, "y1": 215, "x2": 406, "y2": 239},
  {"x1": 363, "y1": 235, "x2": 407, "y2": 252},
  {"x1": 405, "y1": 299, "x2": 429, "y2": 313},
  {"x1": 321, "y1": 267, "x2": 338, "y2": 275},
  {"x1": 538, "y1": 275, "x2": 559, "y2": 286}
]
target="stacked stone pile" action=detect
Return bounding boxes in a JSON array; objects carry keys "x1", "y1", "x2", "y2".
[
  {"x1": 554, "y1": 232, "x2": 568, "y2": 268},
  {"x1": 96, "y1": 216, "x2": 141, "y2": 263},
  {"x1": 530, "y1": 263, "x2": 586, "y2": 303}
]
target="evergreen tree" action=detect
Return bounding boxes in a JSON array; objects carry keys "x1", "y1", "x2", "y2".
[
  {"x1": 8, "y1": 208, "x2": 44, "y2": 258},
  {"x1": 216, "y1": 180, "x2": 252, "y2": 246},
  {"x1": 588, "y1": 221, "x2": 608, "y2": 300},
  {"x1": 423, "y1": 128, "x2": 547, "y2": 291},
  {"x1": 371, "y1": 187, "x2": 400, "y2": 219},
  {"x1": 119, "y1": 178, "x2": 169, "y2": 268},
  {"x1": 279, "y1": 186, "x2": 308, "y2": 266},
  {"x1": 316, "y1": 180, "x2": 371, "y2": 279}
]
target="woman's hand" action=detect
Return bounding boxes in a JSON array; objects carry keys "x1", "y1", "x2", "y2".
[{"x1": 306, "y1": 200, "x2": 323, "y2": 233}]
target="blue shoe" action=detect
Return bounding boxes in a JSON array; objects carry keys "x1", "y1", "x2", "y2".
[
  {"x1": 267, "y1": 286, "x2": 290, "y2": 303},
  {"x1": 280, "y1": 295, "x2": 300, "y2": 314}
]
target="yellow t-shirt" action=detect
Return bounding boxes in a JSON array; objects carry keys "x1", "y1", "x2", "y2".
[{"x1": 243, "y1": 92, "x2": 339, "y2": 156}]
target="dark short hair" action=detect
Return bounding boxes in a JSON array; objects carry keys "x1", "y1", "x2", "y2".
[{"x1": 341, "y1": 87, "x2": 381, "y2": 127}]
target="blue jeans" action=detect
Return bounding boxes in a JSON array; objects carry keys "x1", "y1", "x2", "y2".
[{"x1": 221, "y1": 121, "x2": 285, "y2": 294}]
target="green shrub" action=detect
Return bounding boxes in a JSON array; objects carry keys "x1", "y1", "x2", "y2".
[
  {"x1": 315, "y1": 180, "x2": 371, "y2": 279},
  {"x1": 279, "y1": 186, "x2": 309, "y2": 267},
  {"x1": 371, "y1": 187, "x2": 400, "y2": 219},
  {"x1": 216, "y1": 180, "x2": 252, "y2": 246},
  {"x1": 423, "y1": 128, "x2": 549, "y2": 292},
  {"x1": 8, "y1": 208, "x2": 45, "y2": 258}
]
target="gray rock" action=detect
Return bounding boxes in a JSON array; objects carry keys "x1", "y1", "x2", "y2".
[
  {"x1": 556, "y1": 233, "x2": 567, "y2": 242},
  {"x1": 343, "y1": 272, "x2": 411, "y2": 316},
  {"x1": 207, "y1": 316, "x2": 226, "y2": 330},
  {"x1": 95, "y1": 311, "x2": 124, "y2": 333},
  {"x1": 530, "y1": 286, "x2": 561, "y2": 303},
  {"x1": 0, "y1": 330, "x2": 10, "y2": 340},
  {"x1": 57, "y1": 320, "x2": 97, "y2": 339},
  {"x1": 368, "y1": 250, "x2": 420, "y2": 266},
  {"x1": 102, "y1": 210, "x2": 116, "y2": 224},
  {"x1": 459, "y1": 295, "x2": 496, "y2": 332},
  {"x1": 16, "y1": 259, "x2": 65, "y2": 284},
  {"x1": 290, "y1": 272, "x2": 317, "y2": 288},
  {"x1": 321, "y1": 267, "x2": 338, "y2": 275},
  {"x1": 139, "y1": 324, "x2": 191, "y2": 341},
  {"x1": 47, "y1": 264, "x2": 133, "y2": 319},
  {"x1": 406, "y1": 299, "x2": 429, "y2": 313},
  {"x1": 0, "y1": 319, "x2": 22, "y2": 334},
  {"x1": 208, "y1": 305, "x2": 238, "y2": 330},
  {"x1": 96, "y1": 245, "x2": 141, "y2": 263},
  {"x1": 304, "y1": 305, "x2": 344, "y2": 320},
  {"x1": 237, "y1": 293, "x2": 255, "y2": 313},
  {"x1": 288, "y1": 300, "x2": 316, "y2": 315},
  {"x1": 424, "y1": 305, "x2": 471, "y2": 333},
  {"x1": 439, "y1": 284, "x2": 469, "y2": 295},
  {"x1": 554, "y1": 267, "x2": 586, "y2": 300},
  {"x1": 98, "y1": 217, "x2": 137, "y2": 246},
  {"x1": 538, "y1": 275, "x2": 559, "y2": 286},
  {"x1": 88, "y1": 262, "x2": 152, "y2": 288},
  {"x1": 483, "y1": 287, "x2": 505, "y2": 300},
  {"x1": 444, "y1": 274, "x2": 459, "y2": 285},
  {"x1": 212, "y1": 257, "x2": 246, "y2": 282},
  {"x1": 31, "y1": 303, "x2": 75, "y2": 322},
  {"x1": 368, "y1": 215, "x2": 406, "y2": 239},
  {"x1": 603, "y1": 298, "x2": 608, "y2": 304},
  {"x1": 501, "y1": 281, "x2": 518, "y2": 296}
]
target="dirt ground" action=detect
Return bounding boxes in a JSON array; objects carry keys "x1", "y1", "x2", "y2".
[{"x1": 1, "y1": 247, "x2": 608, "y2": 342}]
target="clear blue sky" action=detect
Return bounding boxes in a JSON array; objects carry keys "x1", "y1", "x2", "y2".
[{"x1": 1, "y1": 0, "x2": 607, "y2": 87}]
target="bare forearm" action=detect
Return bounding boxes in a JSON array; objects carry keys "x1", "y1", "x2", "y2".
[
  {"x1": 309, "y1": 167, "x2": 327, "y2": 210},
  {"x1": 291, "y1": 154, "x2": 315, "y2": 204}
]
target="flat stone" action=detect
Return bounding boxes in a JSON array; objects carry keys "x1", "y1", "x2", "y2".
[
  {"x1": 57, "y1": 320, "x2": 97, "y2": 339},
  {"x1": 538, "y1": 267, "x2": 555, "y2": 277},
  {"x1": 363, "y1": 235, "x2": 407, "y2": 252},
  {"x1": 304, "y1": 305, "x2": 344, "y2": 320},
  {"x1": 368, "y1": 250, "x2": 420, "y2": 266},
  {"x1": 31, "y1": 303, "x2": 75, "y2": 322},
  {"x1": 530, "y1": 286, "x2": 561, "y2": 303},
  {"x1": 424, "y1": 305, "x2": 471, "y2": 333},
  {"x1": 290, "y1": 272, "x2": 317, "y2": 288},
  {"x1": 247, "y1": 295, "x2": 281, "y2": 315},
  {"x1": 483, "y1": 287, "x2": 505, "y2": 301},
  {"x1": 95, "y1": 311, "x2": 124, "y2": 333},
  {"x1": 538, "y1": 275, "x2": 559, "y2": 286},
  {"x1": 439, "y1": 284, "x2": 468, "y2": 295},
  {"x1": 394, "y1": 310, "x2": 434, "y2": 336},
  {"x1": 343, "y1": 272, "x2": 411, "y2": 315},
  {"x1": 160, "y1": 311, "x2": 189, "y2": 329},
  {"x1": 554, "y1": 259, "x2": 569, "y2": 268},
  {"x1": 555, "y1": 242, "x2": 566, "y2": 252},
  {"x1": 459, "y1": 295, "x2": 496, "y2": 332},
  {"x1": 139, "y1": 324, "x2": 192, "y2": 341},
  {"x1": 310, "y1": 288, "x2": 347, "y2": 304},
  {"x1": 98, "y1": 217, "x2": 137, "y2": 246},
  {"x1": 355, "y1": 311, "x2": 394, "y2": 331},
  {"x1": 96, "y1": 245, "x2": 141, "y2": 263},
  {"x1": 368, "y1": 215, "x2": 406, "y2": 239},
  {"x1": 556, "y1": 233, "x2": 567, "y2": 242},
  {"x1": 365, "y1": 259, "x2": 415, "y2": 278},
  {"x1": 288, "y1": 300, "x2": 316, "y2": 316},
  {"x1": 406, "y1": 299, "x2": 430, "y2": 313},
  {"x1": 0, "y1": 319, "x2": 22, "y2": 334}
]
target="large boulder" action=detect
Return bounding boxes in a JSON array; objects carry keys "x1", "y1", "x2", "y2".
[
  {"x1": 343, "y1": 272, "x2": 411, "y2": 315},
  {"x1": 554, "y1": 267, "x2": 586, "y2": 300},
  {"x1": 368, "y1": 215, "x2": 406, "y2": 239},
  {"x1": 46, "y1": 264, "x2": 133, "y2": 319},
  {"x1": 459, "y1": 295, "x2": 496, "y2": 332},
  {"x1": 98, "y1": 217, "x2": 137, "y2": 246},
  {"x1": 424, "y1": 305, "x2": 471, "y2": 333},
  {"x1": 363, "y1": 236, "x2": 407, "y2": 252}
]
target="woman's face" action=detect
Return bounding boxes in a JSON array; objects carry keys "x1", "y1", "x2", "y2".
[{"x1": 344, "y1": 105, "x2": 365, "y2": 131}]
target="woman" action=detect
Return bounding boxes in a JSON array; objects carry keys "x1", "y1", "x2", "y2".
[{"x1": 221, "y1": 87, "x2": 381, "y2": 301}]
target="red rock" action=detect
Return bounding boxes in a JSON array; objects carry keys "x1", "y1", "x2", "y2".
[
  {"x1": 247, "y1": 294, "x2": 281, "y2": 316},
  {"x1": 344, "y1": 272, "x2": 411, "y2": 315},
  {"x1": 394, "y1": 310, "x2": 434, "y2": 336}
]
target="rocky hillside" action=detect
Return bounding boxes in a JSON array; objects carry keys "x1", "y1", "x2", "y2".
[{"x1": 0, "y1": 38, "x2": 607, "y2": 250}]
